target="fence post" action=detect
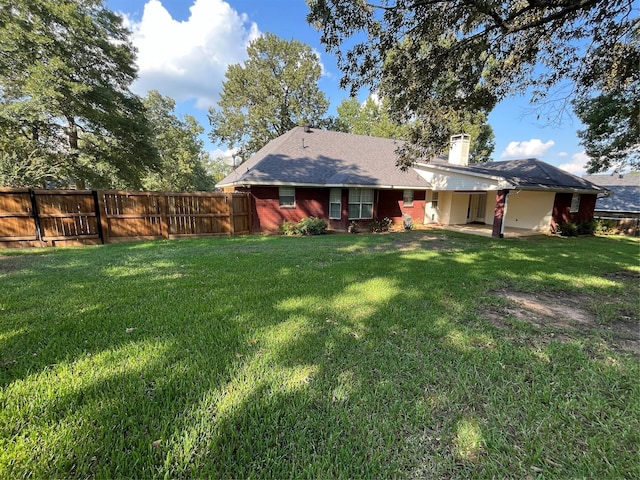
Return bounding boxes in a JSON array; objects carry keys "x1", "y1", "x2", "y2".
[
  {"x1": 28, "y1": 189, "x2": 43, "y2": 242},
  {"x1": 227, "y1": 193, "x2": 235, "y2": 235},
  {"x1": 95, "y1": 190, "x2": 111, "y2": 243},
  {"x1": 92, "y1": 190, "x2": 106, "y2": 244}
]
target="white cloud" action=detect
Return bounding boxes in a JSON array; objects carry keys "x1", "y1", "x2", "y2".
[
  {"x1": 559, "y1": 151, "x2": 591, "y2": 175},
  {"x1": 557, "y1": 151, "x2": 568, "y2": 158},
  {"x1": 501, "y1": 139, "x2": 555, "y2": 158},
  {"x1": 209, "y1": 147, "x2": 240, "y2": 166},
  {"x1": 124, "y1": 0, "x2": 260, "y2": 109}
]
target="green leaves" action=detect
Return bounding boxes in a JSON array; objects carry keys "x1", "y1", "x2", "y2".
[
  {"x1": 332, "y1": 95, "x2": 495, "y2": 165},
  {"x1": 141, "y1": 91, "x2": 214, "y2": 192},
  {"x1": 574, "y1": 85, "x2": 640, "y2": 173},
  {"x1": 307, "y1": 0, "x2": 637, "y2": 164},
  {"x1": 0, "y1": 0, "x2": 157, "y2": 188},
  {"x1": 208, "y1": 33, "x2": 329, "y2": 160}
]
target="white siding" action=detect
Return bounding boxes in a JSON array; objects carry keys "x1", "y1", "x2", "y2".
[
  {"x1": 449, "y1": 194, "x2": 470, "y2": 224},
  {"x1": 505, "y1": 191, "x2": 555, "y2": 231},
  {"x1": 415, "y1": 169, "x2": 505, "y2": 191}
]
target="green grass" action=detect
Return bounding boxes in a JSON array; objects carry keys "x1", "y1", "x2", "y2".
[{"x1": 1, "y1": 231, "x2": 638, "y2": 479}]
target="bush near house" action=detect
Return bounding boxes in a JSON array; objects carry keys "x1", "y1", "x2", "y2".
[
  {"x1": 554, "y1": 220, "x2": 596, "y2": 237},
  {"x1": 279, "y1": 216, "x2": 327, "y2": 236}
]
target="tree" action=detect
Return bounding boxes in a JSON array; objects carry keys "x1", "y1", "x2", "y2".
[
  {"x1": 0, "y1": 0, "x2": 158, "y2": 188},
  {"x1": 307, "y1": 0, "x2": 637, "y2": 166},
  {"x1": 203, "y1": 156, "x2": 235, "y2": 185},
  {"x1": 141, "y1": 91, "x2": 214, "y2": 192},
  {"x1": 208, "y1": 33, "x2": 329, "y2": 161},
  {"x1": 334, "y1": 96, "x2": 406, "y2": 139},
  {"x1": 572, "y1": 35, "x2": 640, "y2": 173},
  {"x1": 574, "y1": 86, "x2": 640, "y2": 174},
  {"x1": 333, "y1": 96, "x2": 494, "y2": 163}
]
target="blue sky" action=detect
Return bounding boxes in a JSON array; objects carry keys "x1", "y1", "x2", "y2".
[{"x1": 105, "y1": 0, "x2": 591, "y2": 174}]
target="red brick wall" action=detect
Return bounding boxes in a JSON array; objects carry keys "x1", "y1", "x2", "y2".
[
  {"x1": 243, "y1": 186, "x2": 328, "y2": 232},
  {"x1": 238, "y1": 186, "x2": 426, "y2": 233},
  {"x1": 376, "y1": 189, "x2": 426, "y2": 227},
  {"x1": 551, "y1": 193, "x2": 597, "y2": 229}
]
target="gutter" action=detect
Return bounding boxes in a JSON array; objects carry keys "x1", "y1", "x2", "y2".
[
  {"x1": 414, "y1": 162, "x2": 507, "y2": 183},
  {"x1": 216, "y1": 181, "x2": 430, "y2": 190}
]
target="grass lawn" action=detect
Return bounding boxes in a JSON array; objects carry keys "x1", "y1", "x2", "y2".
[{"x1": 1, "y1": 230, "x2": 638, "y2": 479}]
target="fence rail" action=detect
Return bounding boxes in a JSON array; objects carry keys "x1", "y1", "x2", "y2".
[{"x1": 0, "y1": 188, "x2": 252, "y2": 248}]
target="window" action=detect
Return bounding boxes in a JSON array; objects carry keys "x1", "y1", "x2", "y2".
[
  {"x1": 431, "y1": 191, "x2": 439, "y2": 208},
  {"x1": 329, "y1": 188, "x2": 341, "y2": 219},
  {"x1": 348, "y1": 188, "x2": 374, "y2": 219},
  {"x1": 403, "y1": 189, "x2": 414, "y2": 206},
  {"x1": 279, "y1": 187, "x2": 295, "y2": 207},
  {"x1": 570, "y1": 193, "x2": 581, "y2": 213}
]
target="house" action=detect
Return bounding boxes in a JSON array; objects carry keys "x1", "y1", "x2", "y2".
[
  {"x1": 216, "y1": 127, "x2": 606, "y2": 237},
  {"x1": 582, "y1": 173, "x2": 640, "y2": 235}
]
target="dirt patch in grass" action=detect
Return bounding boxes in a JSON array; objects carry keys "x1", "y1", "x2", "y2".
[
  {"x1": 483, "y1": 283, "x2": 639, "y2": 356},
  {"x1": 368, "y1": 231, "x2": 480, "y2": 252}
]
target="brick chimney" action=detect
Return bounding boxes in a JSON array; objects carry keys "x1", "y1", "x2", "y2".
[{"x1": 448, "y1": 134, "x2": 471, "y2": 166}]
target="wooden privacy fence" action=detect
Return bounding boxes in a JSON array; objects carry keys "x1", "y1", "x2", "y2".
[{"x1": 0, "y1": 189, "x2": 252, "y2": 248}]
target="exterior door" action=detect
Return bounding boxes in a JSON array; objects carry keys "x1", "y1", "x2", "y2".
[{"x1": 467, "y1": 193, "x2": 487, "y2": 223}]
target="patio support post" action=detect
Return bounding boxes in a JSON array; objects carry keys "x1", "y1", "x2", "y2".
[{"x1": 492, "y1": 190, "x2": 509, "y2": 238}]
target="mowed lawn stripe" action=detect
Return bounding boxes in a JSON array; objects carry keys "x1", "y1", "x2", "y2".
[{"x1": 1, "y1": 231, "x2": 638, "y2": 478}]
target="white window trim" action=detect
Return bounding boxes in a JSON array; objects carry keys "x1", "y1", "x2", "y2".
[
  {"x1": 279, "y1": 187, "x2": 295, "y2": 208},
  {"x1": 403, "y1": 189, "x2": 414, "y2": 207},
  {"x1": 329, "y1": 188, "x2": 341, "y2": 219},
  {"x1": 431, "y1": 191, "x2": 439, "y2": 208},
  {"x1": 570, "y1": 193, "x2": 580, "y2": 213},
  {"x1": 348, "y1": 188, "x2": 374, "y2": 219}
]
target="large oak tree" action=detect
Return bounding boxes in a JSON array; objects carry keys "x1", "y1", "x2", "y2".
[
  {"x1": 208, "y1": 33, "x2": 329, "y2": 161},
  {"x1": 307, "y1": 0, "x2": 637, "y2": 167},
  {"x1": 0, "y1": 0, "x2": 158, "y2": 188}
]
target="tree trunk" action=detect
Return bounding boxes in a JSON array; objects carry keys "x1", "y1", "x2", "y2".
[{"x1": 66, "y1": 116, "x2": 86, "y2": 190}]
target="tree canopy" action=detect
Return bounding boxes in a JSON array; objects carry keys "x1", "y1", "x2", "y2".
[
  {"x1": 141, "y1": 91, "x2": 214, "y2": 192},
  {"x1": 333, "y1": 96, "x2": 405, "y2": 139},
  {"x1": 307, "y1": 0, "x2": 637, "y2": 165},
  {"x1": 574, "y1": 85, "x2": 640, "y2": 174},
  {"x1": 208, "y1": 33, "x2": 329, "y2": 161},
  {"x1": 0, "y1": 0, "x2": 158, "y2": 188},
  {"x1": 333, "y1": 96, "x2": 494, "y2": 163},
  {"x1": 573, "y1": 33, "x2": 640, "y2": 173}
]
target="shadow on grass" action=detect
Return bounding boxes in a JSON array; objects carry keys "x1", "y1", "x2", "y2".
[{"x1": 0, "y1": 232, "x2": 638, "y2": 478}]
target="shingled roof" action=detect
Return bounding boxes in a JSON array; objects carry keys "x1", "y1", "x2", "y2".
[
  {"x1": 217, "y1": 127, "x2": 604, "y2": 194},
  {"x1": 423, "y1": 158, "x2": 605, "y2": 193},
  {"x1": 582, "y1": 173, "x2": 640, "y2": 213},
  {"x1": 216, "y1": 127, "x2": 430, "y2": 189}
]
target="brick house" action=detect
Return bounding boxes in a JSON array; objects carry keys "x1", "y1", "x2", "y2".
[{"x1": 217, "y1": 127, "x2": 605, "y2": 237}]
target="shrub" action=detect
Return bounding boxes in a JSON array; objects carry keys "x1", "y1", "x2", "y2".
[
  {"x1": 279, "y1": 220, "x2": 298, "y2": 236},
  {"x1": 281, "y1": 217, "x2": 328, "y2": 236},
  {"x1": 296, "y1": 216, "x2": 328, "y2": 235},
  {"x1": 594, "y1": 219, "x2": 614, "y2": 235},
  {"x1": 555, "y1": 222, "x2": 578, "y2": 236},
  {"x1": 555, "y1": 220, "x2": 596, "y2": 237},
  {"x1": 370, "y1": 217, "x2": 392, "y2": 233},
  {"x1": 576, "y1": 219, "x2": 596, "y2": 235}
]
